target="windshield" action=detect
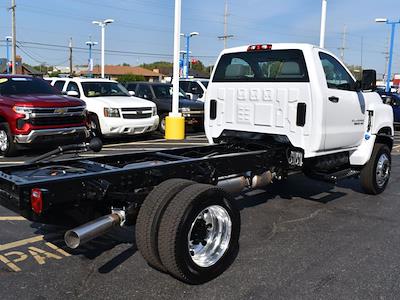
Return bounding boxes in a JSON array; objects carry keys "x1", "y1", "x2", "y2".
[
  {"x1": 201, "y1": 81, "x2": 209, "y2": 88},
  {"x1": 153, "y1": 85, "x2": 187, "y2": 98},
  {"x1": 0, "y1": 77, "x2": 59, "y2": 95},
  {"x1": 81, "y1": 81, "x2": 130, "y2": 97}
]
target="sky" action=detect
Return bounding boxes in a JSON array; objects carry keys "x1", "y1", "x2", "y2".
[{"x1": 0, "y1": 0, "x2": 399, "y2": 77}]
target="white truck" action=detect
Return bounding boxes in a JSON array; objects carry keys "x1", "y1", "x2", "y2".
[
  {"x1": 51, "y1": 78, "x2": 159, "y2": 137},
  {"x1": 206, "y1": 43, "x2": 393, "y2": 195},
  {"x1": 0, "y1": 44, "x2": 393, "y2": 284}
]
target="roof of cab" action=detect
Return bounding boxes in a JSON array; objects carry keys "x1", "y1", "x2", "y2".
[{"x1": 220, "y1": 43, "x2": 319, "y2": 55}]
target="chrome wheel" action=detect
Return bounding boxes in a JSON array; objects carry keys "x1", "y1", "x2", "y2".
[
  {"x1": 0, "y1": 130, "x2": 8, "y2": 152},
  {"x1": 188, "y1": 205, "x2": 232, "y2": 268},
  {"x1": 376, "y1": 153, "x2": 390, "y2": 188}
]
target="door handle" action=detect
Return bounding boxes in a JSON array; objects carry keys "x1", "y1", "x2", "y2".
[{"x1": 329, "y1": 96, "x2": 339, "y2": 103}]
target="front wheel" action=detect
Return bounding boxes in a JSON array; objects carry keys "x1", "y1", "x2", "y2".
[
  {"x1": 0, "y1": 123, "x2": 18, "y2": 157},
  {"x1": 157, "y1": 184, "x2": 240, "y2": 284},
  {"x1": 89, "y1": 114, "x2": 102, "y2": 138},
  {"x1": 158, "y1": 113, "x2": 168, "y2": 134},
  {"x1": 360, "y1": 143, "x2": 391, "y2": 194}
]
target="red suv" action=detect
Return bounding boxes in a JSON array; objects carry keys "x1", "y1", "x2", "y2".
[{"x1": 0, "y1": 75, "x2": 89, "y2": 156}]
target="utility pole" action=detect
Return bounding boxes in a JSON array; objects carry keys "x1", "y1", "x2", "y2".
[
  {"x1": 10, "y1": 0, "x2": 17, "y2": 74},
  {"x1": 338, "y1": 24, "x2": 347, "y2": 62},
  {"x1": 218, "y1": 0, "x2": 233, "y2": 49},
  {"x1": 69, "y1": 37, "x2": 73, "y2": 76},
  {"x1": 360, "y1": 36, "x2": 364, "y2": 70},
  {"x1": 383, "y1": 31, "x2": 390, "y2": 82}
]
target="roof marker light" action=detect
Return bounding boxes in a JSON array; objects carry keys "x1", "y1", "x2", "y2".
[{"x1": 247, "y1": 44, "x2": 272, "y2": 51}]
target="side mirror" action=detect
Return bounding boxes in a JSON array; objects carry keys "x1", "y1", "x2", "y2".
[
  {"x1": 361, "y1": 69, "x2": 376, "y2": 91},
  {"x1": 66, "y1": 90, "x2": 79, "y2": 97},
  {"x1": 128, "y1": 91, "x2": 135, "y2": 96}
]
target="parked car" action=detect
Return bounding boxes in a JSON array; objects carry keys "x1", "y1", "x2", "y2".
[
  {"x1": 179, "y1": 78, "x2": 209, "y2": 101},
  {"x1": 128, "y1": 82, "x2": 204, "y2": 133},
  {"x1": 51, "y1": 78, "x2": 159, "y2": 138},
  {"x1": 0, "y1": 75, "x2": 89, "y2": 156},
  {"x1": 377, "y1": 90, "x2": 400, "y2": 127}
]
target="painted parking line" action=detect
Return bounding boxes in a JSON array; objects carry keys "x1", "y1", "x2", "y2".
[
  {"x1": 0, "y1": 235, "x2": 71, "y2": 272},
  {"x1": 0, "y1": 216, "x2": 26, "y2": 221},
  {"x1": 0, "y1": 236, "x2": 45, "y2": 252}
]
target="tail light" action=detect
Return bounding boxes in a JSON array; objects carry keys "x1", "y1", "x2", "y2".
[{"x1": 31, "y1": 188, "x2": 43, "y2": 214}]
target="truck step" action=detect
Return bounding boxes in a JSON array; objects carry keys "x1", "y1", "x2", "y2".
[{"x1": 310, "y1": 169, "x2": 360, "y2": 183}]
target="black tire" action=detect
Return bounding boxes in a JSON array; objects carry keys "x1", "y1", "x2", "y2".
[
  {"x1": 0, "y1": 123, "x2": 18, "y2": 157},
  {"x1": 158, "y1": 184, "x2": 240, "y2": 284},
  {"x1": 158, "y1": 113, "x2": 168, "y2": 134},
  {"x1": 89, "y1": 114, "x2": 102, "y2": 138},
  {"x1": 135, "y1": 179, "x2": 195, "y2": 272},
  {"x1": 360, "y1": 143, "x2": 391, "y2": 194}
]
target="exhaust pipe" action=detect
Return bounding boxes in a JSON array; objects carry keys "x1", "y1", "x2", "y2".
[
  {"x1": 64, "y1": 211, "x2": 125, "y2": 249},
  {"x1": 251, "y1": 171, "x2": 274, "y2": 189},
  {"x1": 218, "y1": 176, "x2": 249, "y2": 194},
  {"x1": 217, "y1": 171, "x2": 274, "y2": 194}
]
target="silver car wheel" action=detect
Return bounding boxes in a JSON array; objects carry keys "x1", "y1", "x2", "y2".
[
  {"x1": 0, "y1": 130, "x2": 9, "y2": 152},
  {"x1": 187, "y1": 205, "x2": 232, "y2": 268},
  {"x1": 376, "y1": 153, "x2": 390, "y2": 188}
]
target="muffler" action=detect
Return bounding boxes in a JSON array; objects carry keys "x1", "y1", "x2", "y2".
[
  {"x1": 218, "y1": 176, "x2": 249, "y2": 194},
  {"x1": 217, "y1": 171, "x2": 274, "y2": 194},
  {"x1": 64, "y1": 210, "x2": 125, "y2": 249}
]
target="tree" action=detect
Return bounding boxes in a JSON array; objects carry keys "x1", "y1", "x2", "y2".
[
  {"x1": 140, "y1": 61, "x2": 173, "y2": 70},
  {"x1": 116, "y1": 73, "x2": 145, "y2": 83},
  {"x1": 346, "y1": 64, "x2": 363, "y2": 81}
]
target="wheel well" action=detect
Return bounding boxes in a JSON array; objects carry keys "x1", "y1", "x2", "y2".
[
  {"x1": 0, "y1": 115, "x2": 6, "y2": 123},
  {"x1": 377, "y1": 127, "x2": 393, "y2": 150}
]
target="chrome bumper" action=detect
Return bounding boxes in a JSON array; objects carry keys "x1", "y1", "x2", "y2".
[{"x1": 14, "y1": 127, "x2": 90, "y2": 144}]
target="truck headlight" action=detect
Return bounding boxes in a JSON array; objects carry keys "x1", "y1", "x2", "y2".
[
  {"x1": 152, "y1": 106, "x2": 157, "y2": 116},
  {"x1": 104, "y1": 108, "x2": 120, "y2": 118},
  {"x1": 13, "y1": 106, "x2": 33, "y2": 115}
]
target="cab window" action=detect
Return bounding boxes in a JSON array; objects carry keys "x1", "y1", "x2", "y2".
[
  {"x1": 66, "y1": 82, "x2": 81, "y2": 98},
  {"x1": 180, "y1": 81, "x2": 190, "y2": 92},
  {"x1": 137, "y1": 84, "x2": 153, "y2": 99},
  {"x1": 319, "y1": 52, "x2": 355, "y2": 91},
  {"x1": 53, "y1": 80, "x2": 66, "y2": 91},
  {"x1": 213, "y1": 50, "x2": 309, "y2": 82}
]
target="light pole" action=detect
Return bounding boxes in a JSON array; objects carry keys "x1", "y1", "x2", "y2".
[
  {"x1": 181, "y1": 32, "x2": 199, "y2": 78},
  {"x1": 92, "y1": 19, "x2": 114, "y2": 78},
  {"x1": 86, "y1": 39, "x2": 98, "y2": 78},
  {"x1": 164, "y1": 0, "x2": 185, "y2": 140},
  {"x1": 5, "y1": 36, "x2": 12, "y2": 74},
  {"x1": 376, "y1": 18, "x2": 400, "y2": 92},
  {"x1": 319, "y1": 0, "x2": 327, "y2": 48}
]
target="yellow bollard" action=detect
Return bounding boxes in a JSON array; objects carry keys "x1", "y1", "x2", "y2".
[{"x1": 165, "y1": 115, "x2": 185, "y2": 140}]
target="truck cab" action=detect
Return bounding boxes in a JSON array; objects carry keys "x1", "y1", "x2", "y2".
[{"x1": 205, "y1": 43, "x2": 393, "y2": 163}]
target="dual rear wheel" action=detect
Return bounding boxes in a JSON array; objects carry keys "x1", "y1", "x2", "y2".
[{"x1": 135, "y1": 179, "x2": 240, "y2": 284}]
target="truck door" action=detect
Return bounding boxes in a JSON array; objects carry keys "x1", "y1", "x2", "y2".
[{"x1": 319, "y1": 52, "x2": 365, "y2": 150}]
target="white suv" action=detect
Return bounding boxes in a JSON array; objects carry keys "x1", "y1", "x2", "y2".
[
  {"x1": 51, "y1": 78, "x2": 159, "y2": 137},
  {"x1": 179, "y1": 78, "x2": 209, "y2": 102}
]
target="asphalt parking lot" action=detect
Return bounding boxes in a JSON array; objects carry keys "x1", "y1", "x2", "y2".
[{"x1": 0, "y1": 132, "x2": 400, "y2": 299}]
